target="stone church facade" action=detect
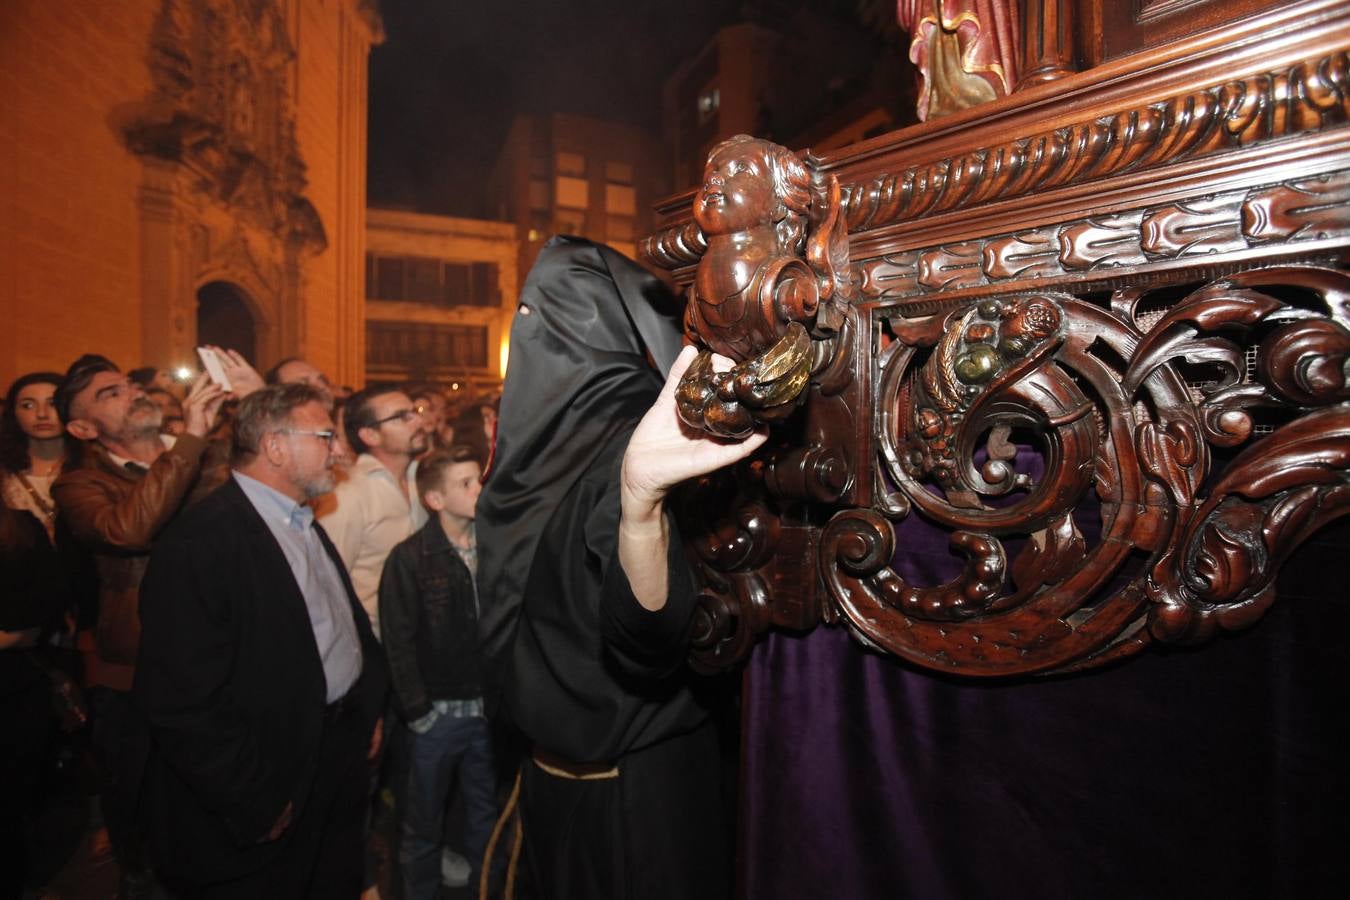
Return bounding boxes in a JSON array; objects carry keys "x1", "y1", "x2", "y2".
[{"x1": 0, "y1": 0, "x2": 381, "y2": 387}]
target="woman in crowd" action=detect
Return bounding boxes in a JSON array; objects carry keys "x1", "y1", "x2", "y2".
[
  {"x1": 0, "y1": 371, "x2": 88, "y2": 680},
  {"x1": 1, "y1": 372, "x2": 69, "y2": 541}
]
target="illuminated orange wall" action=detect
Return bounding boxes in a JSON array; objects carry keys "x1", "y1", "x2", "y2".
[
  {"x1": 0, "y1": 0, "x2": 377, "y2": 390},
  {"x1": 0, "y1": 0, "x2": 157, "y2": 385}
]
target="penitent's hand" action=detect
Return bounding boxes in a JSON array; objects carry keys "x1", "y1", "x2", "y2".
[
  {"x1": 621, "y1": 345, "x2": 768, "y2": 520},
  {"x1": 619, "y1": 345, "x2": 767, "y2": 611}
]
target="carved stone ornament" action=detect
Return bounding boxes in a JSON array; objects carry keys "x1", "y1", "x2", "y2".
[
  {"x1": 118, "y1": 0, "x2": 327, "y2": 253},
  {"x1": 676, "y1": 135, "x2": 857, "y2": 438}
]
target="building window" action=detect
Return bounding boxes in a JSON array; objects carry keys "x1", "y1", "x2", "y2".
[
  {"x1": 607, "y1": 214, "x2": 635, "y2": 241},
  {"x1": 528, "y1": 210, "x2": 551, "y2": 240},
  {"x1": 555, "y1": 176, "x2": 589, "y2": 209},
  {"x1": 604, "y1": 160, "x2": 633, "y2": 184},
  {"x1": 368, "y1": 255, "x2": 405, "y2": 301},
  {"x1": 605, "y1": 183, "x2": 635, "y2": 215},
  {"x1": 556, "y1": 151, "x2": 586, "y2": 176},
  {"x1": 406, "y1": 257, "x2": 441, "y2": 304},
  {"x1": 555, "y1": 209, "x2": 586, "y2": 235},
  {"x1": 365, "y1": 254, "x2": 500, "y2": 308},
  {"x1": 698, "y1": 85, "x2": 720, "y2": 124},
  {"x1": 366, "y1": 322, "x2": 489, "y2": 370},
  {"x1": 528, "y1": 178, "x2": 549, "y2": 210}
]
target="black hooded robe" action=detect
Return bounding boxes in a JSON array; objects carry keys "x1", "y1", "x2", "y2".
[{"x1": 477, "y1": 237, "x2": 731, "y2": 900}]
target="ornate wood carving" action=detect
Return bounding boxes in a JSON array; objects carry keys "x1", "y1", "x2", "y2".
[
  {"x1": 855, "y1": 171, "x2": 1350, "y2": 303},
  {"x1": 675, "y1": 135, "x2": 855, "y2": 438},
  {"x1": 847, "y1": 267, "x2": 1350, "y2": 674},
  {"x1": 842, "y1": 49, "x2": 1349, "y2": 233},
  {"x1": 650, "y1": 0, "x2": 1350, "y2": 677},
  {"x1": 1017, "y1": 0, "x2": 1075, "y2": 88},
  {"x1": 644, "y1": 49, "x2": 1350, "y2": 254}
]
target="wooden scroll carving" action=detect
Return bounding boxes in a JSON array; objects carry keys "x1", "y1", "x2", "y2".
[
  {"x1": 845, "y1": 265, "x2": 1350, "y2": 673},
  {"x1": 650, "y1": 0, "x2": 1350, "y2": 677}
]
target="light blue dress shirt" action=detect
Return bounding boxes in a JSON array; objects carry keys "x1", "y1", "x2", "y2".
[{"x1": 233, "y1": 471, "x2": 363, "y2": 703}]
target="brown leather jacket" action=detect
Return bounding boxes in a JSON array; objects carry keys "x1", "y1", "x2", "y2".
[{"x1": 52, "y1": 435, "x2": 228, "y2": 691}]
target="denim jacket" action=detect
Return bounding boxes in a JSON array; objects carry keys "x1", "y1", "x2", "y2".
[{"x1": 377, "y1": 518, "x2": 483, "y2": 721}]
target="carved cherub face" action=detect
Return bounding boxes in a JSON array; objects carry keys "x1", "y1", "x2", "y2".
[{"x1": 694, "y1": 140, "x2": 778, "y2": 235}]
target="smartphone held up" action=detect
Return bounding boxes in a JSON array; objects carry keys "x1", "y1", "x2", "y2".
[{"x1": 196, "y1": 346, "x2": 233, "y2": 392}]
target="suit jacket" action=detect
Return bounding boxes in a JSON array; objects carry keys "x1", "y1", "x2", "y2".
[{"x1": 133, "y1": 476, "x2": 387, "y2": 884}]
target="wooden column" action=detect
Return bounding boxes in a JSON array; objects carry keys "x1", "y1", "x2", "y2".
[{"x1": 1017, "y1": 0, "x2": 1076, "y2": 88}]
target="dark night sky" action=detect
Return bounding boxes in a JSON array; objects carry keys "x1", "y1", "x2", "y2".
[{"x1": 367, "y1": 0, "x2": 745, "y2": 217}]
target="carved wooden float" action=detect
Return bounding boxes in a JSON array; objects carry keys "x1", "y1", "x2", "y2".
[{"x1": 643, "y1": 0, "x2": 1350, "y2": 678}]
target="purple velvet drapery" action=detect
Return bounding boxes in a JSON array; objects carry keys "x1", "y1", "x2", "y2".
[{"x1": 739, "y1": 501, "x2": 1349, "y2": 897}]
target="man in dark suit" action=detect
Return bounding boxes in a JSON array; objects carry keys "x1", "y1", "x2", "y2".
[{"x1": 134, "y1": 383, "x2": 387, "y2": 899}]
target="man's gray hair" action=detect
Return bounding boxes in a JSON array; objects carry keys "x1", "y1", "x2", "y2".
[{"x1": 232, "y1": 383, "x2": 327, "y2": 465}]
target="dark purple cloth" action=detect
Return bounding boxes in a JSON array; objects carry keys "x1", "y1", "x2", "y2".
[{"x1": 741, "y1": 506, "x2": 1350, "y2": 899}]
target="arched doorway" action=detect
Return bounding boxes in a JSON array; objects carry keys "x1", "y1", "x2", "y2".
[{"x1": 196, "y1": 281, "x2": 257, "y2": 364}]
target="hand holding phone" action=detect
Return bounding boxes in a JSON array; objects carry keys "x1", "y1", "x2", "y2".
[{"x1": 197, "y1": 346, "x2": 233, "y2": 392}]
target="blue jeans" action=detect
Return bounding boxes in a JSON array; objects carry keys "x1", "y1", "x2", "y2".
[{"x1": 400, "y1": 713, "x2": 498, "y2": 900}]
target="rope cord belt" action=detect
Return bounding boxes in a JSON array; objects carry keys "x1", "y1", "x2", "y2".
[
  {"x1": 531, "y1": 749, "x2": 620, "y2": 780},
  {"x1": 479, "y1": 751, "x2": 624, "y2": 899},
  {"x1": 481, "y1": 769, "x2": 523, "y2": 900}
]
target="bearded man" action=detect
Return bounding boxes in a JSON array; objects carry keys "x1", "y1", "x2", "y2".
[
  {"x1": 134, "y1": 384, "x2": 387, "y2": 898},
  {"x1": 53, "y1": 350, "x2": 252, "y2": 897}
]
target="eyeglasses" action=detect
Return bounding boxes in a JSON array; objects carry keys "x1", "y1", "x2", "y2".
[
  {"x1": 280, "y1": 429, "x2": 338, "y2": 445},
  {"x1": 367, "y1": 409, "x2": 420, "y2": 427}
]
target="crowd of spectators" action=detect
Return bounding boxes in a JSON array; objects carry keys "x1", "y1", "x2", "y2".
[
  {"x1": 0, "y1": 350, "x2": 500, "y2": 900},
  {"x1": 2, "y1": 240, "x2": 753, "y2": 900}
]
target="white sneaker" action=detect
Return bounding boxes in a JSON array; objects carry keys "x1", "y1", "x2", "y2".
[{"x1": 441, "y1": 848, "x2": 471, "y2": 888}]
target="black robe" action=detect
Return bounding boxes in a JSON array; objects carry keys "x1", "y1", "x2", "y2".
[{"x1": 477, "y1": 237, "x2": 731, "y2": 899}]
